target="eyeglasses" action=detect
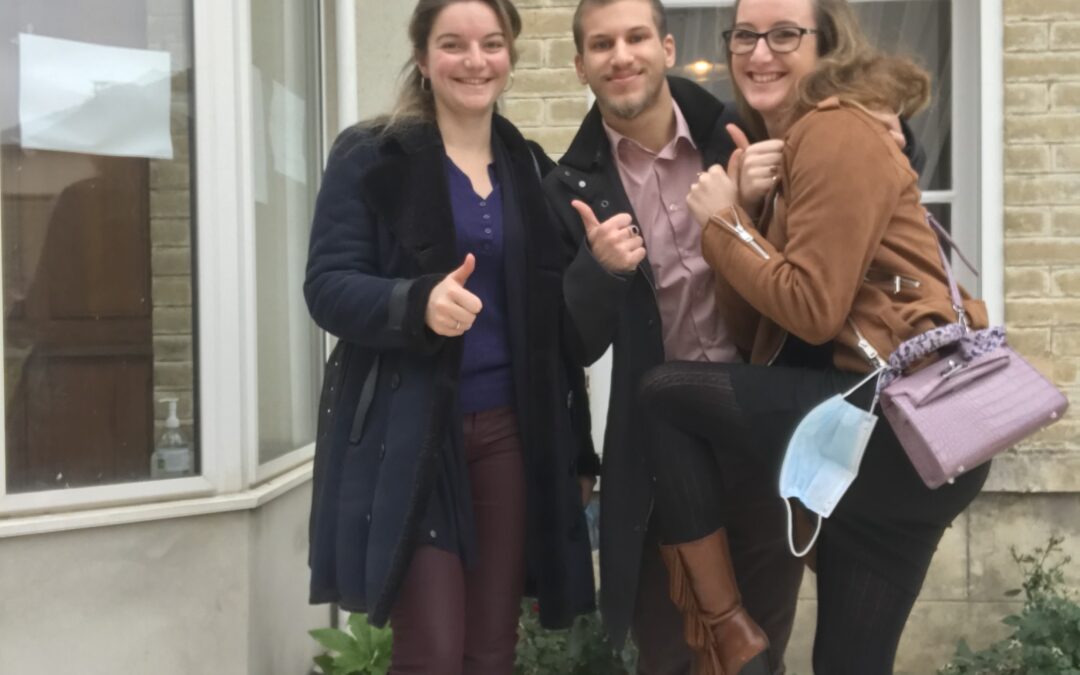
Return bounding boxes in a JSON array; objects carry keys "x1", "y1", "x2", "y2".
[{"x1": 722, "y1": 27, "x2": 819, "y2": 55}]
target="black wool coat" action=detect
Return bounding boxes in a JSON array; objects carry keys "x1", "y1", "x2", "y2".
[{"x1": 305, "y1": 115, "x2": 598, "y2": 629}]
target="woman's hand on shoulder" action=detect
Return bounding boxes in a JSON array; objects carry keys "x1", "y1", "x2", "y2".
[{"x1": 687, "y1": 158, "x2": 740, "y2": 228}]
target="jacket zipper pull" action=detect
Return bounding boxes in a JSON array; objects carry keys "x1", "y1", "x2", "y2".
[
  {"x1": 712, "y1": 209, "x2": 770, "y2": 260},
  {"x1": 848, "y1": 318, "x2": 886, "y2": 369}
]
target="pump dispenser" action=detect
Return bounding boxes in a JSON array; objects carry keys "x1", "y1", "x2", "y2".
[{"x1": 151, "y1": 398, "x2": 194, "y2": 478}]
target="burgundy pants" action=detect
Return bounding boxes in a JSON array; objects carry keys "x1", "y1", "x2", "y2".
[{"x1": 389, "y1": 406, "x2": 526, "y2": 675}]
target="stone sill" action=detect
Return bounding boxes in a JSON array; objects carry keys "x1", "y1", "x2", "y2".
[{"x1": 0, "y1": 462, "x2": 313, "y2": 540}]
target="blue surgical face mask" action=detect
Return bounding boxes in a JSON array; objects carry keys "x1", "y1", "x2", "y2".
[{"x1": 779, "y1": 370, "x2": 881, "y2": 557}]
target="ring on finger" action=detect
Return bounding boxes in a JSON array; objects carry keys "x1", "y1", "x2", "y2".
[
  {"x1": 629, "y1": 224, "x2": 641, "y2": 237},
  {"x1": 455, "y1": 320, "x2": 461, "y2": 330}
]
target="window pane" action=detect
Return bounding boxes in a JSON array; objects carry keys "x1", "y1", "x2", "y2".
[
  {"x1": 1, "y1": 0, "x2": 198, "y2": 492},
  {"x1": 251, "y1": 0, "x2": 323, "y2": 464},
  {"x1": 668, "y1": 1, "x2": 952, "y2": 191}
]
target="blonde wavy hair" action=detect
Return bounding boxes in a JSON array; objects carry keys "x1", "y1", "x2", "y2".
[{"x1": 728, "y1": 0, "x2": 931, "y2": 140}]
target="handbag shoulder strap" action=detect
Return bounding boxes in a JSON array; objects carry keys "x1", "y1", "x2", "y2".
[{"x1": 925, "y1": 212, "x2": 975, "y2": 329}]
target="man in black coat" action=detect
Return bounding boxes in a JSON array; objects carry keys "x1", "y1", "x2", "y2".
[{"x1": 544, "y1": 1, "x2": 924, "y2": 672}]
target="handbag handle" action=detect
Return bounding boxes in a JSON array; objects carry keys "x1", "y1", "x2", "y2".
[{"x1": 925, "y1": 212, "x2": 978, "y2": 330}]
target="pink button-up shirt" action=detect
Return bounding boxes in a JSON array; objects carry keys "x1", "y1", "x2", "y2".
[{"x1": 603, "y1": 102, "x2": 740, "y2": 363}]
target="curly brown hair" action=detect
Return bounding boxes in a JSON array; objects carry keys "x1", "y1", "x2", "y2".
[{"x1": 728, "y1": 0, "x2": 930, "y2": 140}]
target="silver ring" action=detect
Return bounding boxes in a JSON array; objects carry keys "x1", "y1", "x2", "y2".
[{"x1": 629, "y1": 225, "x2": 641, "y2": 237}]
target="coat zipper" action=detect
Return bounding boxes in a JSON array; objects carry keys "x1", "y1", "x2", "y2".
[
  {"x1": 712, "y1": 209, "x2": 770, "y2": 260},
  {"x1": 847, "y1": 318, "x2": 886, "y2": 369}
]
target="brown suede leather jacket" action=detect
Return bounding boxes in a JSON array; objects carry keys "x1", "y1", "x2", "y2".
[{"x1": 702, "y1": 98, "x2": 988, "y2": 374}]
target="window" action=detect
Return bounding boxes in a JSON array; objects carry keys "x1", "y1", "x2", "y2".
[
  {"x1": 0, "y1": 0, "x2": 199, "y2": 494},
  {"x1": 664, "y1": 0, "x2": 990, "y2": 297},
  {"x1": 250, "y1": 0, "x2": 324, "y2": 470},
  {"x1": 0, "y1": 0, "x2": 331, "y2": 520}
]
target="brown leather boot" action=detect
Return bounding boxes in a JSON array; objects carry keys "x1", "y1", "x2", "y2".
[{"x1": 660, "y1": 529, "x2": 771, "y2": 675}]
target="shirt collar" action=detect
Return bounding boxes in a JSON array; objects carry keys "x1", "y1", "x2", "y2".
[{"x1": 602, "y1": 99, "x2": 698, "y2": 162}]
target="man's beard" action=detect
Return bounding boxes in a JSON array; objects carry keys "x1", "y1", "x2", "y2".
[{"x1": 599, "y1": 73, "x2": 664, "y2": 120}]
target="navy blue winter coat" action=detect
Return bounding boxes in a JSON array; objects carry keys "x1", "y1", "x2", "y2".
[{"x1": 304, "y1": 115, "x2": 598, "y2": 629}]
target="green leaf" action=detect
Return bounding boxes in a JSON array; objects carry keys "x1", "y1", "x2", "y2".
[
  {"x1": 310, "y1": 628, "x2": 358, "y2": 654},
  {"x1": 313, "y1": 654, "x2": 335, "y2": 674}
]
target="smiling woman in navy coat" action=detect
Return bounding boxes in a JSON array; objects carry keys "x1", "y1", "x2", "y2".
[{"x1": 303, "y1": 1, "x2": 598, "y2": 673}]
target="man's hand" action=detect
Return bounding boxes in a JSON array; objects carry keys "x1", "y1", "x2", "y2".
[
  {"x1": 687, "y1": 158, "x2": 740, "y2": 228},
  {"x1": 425, "y1": 254, "x2": 483, "y2": 337},
  {"x1": 571, "y1": 200, "x2": 646, "y2": 275},
  {"x1": 727, "y1": 124, "x2": 784, "y2": 217},
  {"x1": 868, "y1": 110, "x2": 906, "y2": 150}
]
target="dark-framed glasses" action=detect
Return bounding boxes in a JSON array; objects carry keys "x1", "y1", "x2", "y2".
[{"x1": 722, "y1": 26, "x2": 819, "y2": 55}]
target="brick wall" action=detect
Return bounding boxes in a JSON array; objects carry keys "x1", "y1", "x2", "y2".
[
  {"x1": 148, "y1": 10, "x2": 196, "y2": 455},
  {"x1": 1003, "y1": 0, "x2": 1080, "y2": 457},
  {"x1": 504, "y1": 0, "x2": 590, "y2": 156}
]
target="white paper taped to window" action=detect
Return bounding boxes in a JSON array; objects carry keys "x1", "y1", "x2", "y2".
[
  {"x1": 269, "y1": 80, "x2": 307, "y2": 184},
  {"x1": 18, "y1": 33, "x2": 174, "y2": 160}
]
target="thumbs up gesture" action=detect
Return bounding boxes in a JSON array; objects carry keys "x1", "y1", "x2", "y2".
[
  {"x1": 687, "y1": 156, "x2": 741, "y2": 228},
  {"x1": 425, "y1": 254, "x2": 484, "y2": 336},
  {"x1": 571, "y1": 200, "x2": 646, "y2": 275},
  {"x1": 726, "y1": 123, "x2": 785, "y2": 218}
]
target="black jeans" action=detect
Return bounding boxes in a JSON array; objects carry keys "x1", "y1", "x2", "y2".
[{"x1": 638, "y1": 360, "x2": 988, "y2": 674}]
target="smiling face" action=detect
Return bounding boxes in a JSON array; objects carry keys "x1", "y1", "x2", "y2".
[
  {"x1": 731, "y1": 0, "x2": 819, "y2": 127},
  {"x1": 417, "y1": 1, "x2": 512, "y2": 120},
  {"x1": 574, "y1": 0, "x2": 675, "y2": 121}
]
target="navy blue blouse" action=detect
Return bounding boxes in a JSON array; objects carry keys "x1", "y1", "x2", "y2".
[{"x1": 444, "y1": 156, "x2": 515, "y2": 414}]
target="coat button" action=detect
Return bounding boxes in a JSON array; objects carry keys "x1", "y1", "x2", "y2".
[
  {"x1": 600, "y1": 200, "x2": 610, "y2": 208},
  {"x1": 390, "y1": 372, "x2": 401, "y2": 390},
  {"x1": 578, "y1": 180, "x2": 587, "y2": 188},
  {"x1": 429, "y1": 529, "x2": 437, "y2": 539}
]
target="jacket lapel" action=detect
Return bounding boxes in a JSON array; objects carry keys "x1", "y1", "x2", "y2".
[{"x1": 360, "y1": 125, "x2": 459, "y2": 275}]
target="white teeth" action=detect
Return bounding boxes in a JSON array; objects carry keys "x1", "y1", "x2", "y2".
[{"x1": 749, "y1": 73, "x2": 782, "y2": 83}]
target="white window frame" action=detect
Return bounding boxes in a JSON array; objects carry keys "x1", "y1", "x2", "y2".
[
  {"x1": 0, "y1": 0, "x2": 335, "y2": 529},
  {"x1": 661, "y1": 0, "x2": 1003, "y2": 322}
]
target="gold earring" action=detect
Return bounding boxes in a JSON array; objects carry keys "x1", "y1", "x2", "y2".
[{"x1": 503, "y1": 71, "x2": 515, "y2": 93}]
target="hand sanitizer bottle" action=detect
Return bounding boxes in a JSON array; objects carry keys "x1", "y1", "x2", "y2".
[{"x1": 151, "y1": 398, "x2": 194, "y2": 478}]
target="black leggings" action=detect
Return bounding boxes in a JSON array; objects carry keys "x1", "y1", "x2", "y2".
[{"x1": 638, "y1": 360, "x2": 989, "y2": 675}]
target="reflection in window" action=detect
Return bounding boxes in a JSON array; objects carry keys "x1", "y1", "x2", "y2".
[
  {"x1": 251, "y1": 0, "x2": 323, "y2": 464},
  {"x1": 667, "y1": 1, "x2": 952, "y2": 192},
  {"x1": 0, "y1": 0, "x2": 198, "y2": 492}
]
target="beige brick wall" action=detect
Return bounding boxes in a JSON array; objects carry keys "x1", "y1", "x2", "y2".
[
  {"x1": 503, "y1": 0, "x2": 590, "y2": 156},
  {"x1": 148, "y1": 11, "x2": 196, "y2": 453}
]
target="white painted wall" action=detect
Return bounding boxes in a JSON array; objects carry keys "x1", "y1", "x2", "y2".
[
  {"x1": 0, "y1": 484, "x2": 322, "y2": 675},
  {"x1": 354, "y1": 1, "x2": 414, "y2": 121}
]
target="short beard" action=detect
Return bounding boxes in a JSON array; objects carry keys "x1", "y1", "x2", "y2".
[{"x1": 599, "y1": 75, "x2": 665, "y2": 121}]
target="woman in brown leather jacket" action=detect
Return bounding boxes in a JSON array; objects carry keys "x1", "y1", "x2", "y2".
[{"x1": 636, "y1": 0, "x2": 990, "y2": 673}]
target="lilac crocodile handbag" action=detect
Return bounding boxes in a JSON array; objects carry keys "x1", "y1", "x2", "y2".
[{"x1": 874, "y1": 215, "x2": 1069, "y2": 489}]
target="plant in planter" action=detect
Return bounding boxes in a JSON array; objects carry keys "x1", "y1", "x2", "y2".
[
  {"x1": 311, "y1": 599, "x2": 636, "y2": 674},
  {"x1": 514, "y1": 599, "x2": 637, "y2": 674},
  {"x1": 309, "y1": 612, "x2": 392, "y2": 675},
  {"x1": 939, "y1": 536, "x2": 1080, "y2": 675}
]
